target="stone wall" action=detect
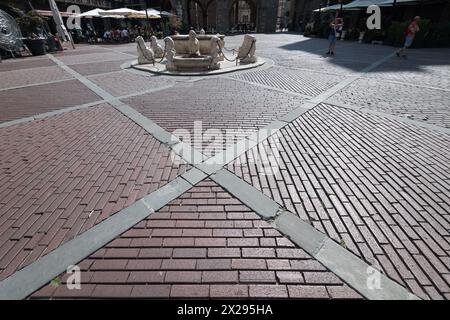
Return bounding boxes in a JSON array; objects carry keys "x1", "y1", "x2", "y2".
[{"x1": 173, "y1": 0, "x2": 280, "y2": 33}]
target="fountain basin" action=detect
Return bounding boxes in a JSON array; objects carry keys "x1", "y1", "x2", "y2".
[
  {"x1": 171, "y1": 34, "x2": 225, "y2": 58},
  {"x1": 173, "y1": 55, "x2": 213, "y2": 71}
]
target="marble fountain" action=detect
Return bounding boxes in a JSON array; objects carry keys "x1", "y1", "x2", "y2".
[{"x1": 133, "y1": 30, "x2": 265, "y2": 76}]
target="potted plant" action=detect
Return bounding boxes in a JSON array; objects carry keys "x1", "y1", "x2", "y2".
[{"x1": 16, "y1": 10, "x2": 46, "y2": 56}]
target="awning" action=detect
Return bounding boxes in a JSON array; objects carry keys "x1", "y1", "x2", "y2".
[
  {"x1": 160, "y1": 11, "x2": 176, "y2": 17},
  {"x1": 101, "y1": 15, "x2": 126, "y2": 19},
  {"x1": 135, "y1": 9, "x2": 162, "y2": 19},
  {"x1": 343, "y1": 0, "x2": 387, "y2": 9},
  {"x1": 99, "y1": 8, "x2": 143, "y2": 17},
  {"x1": 379, "y1": 0, "x2": 420, "y2": 6},
  {"x1": 75, "y1": 8, "x2": 106, "y2": 18},
  {"x1": 313, "y1": 4, "x2": 343, "y2": 12},
  {"x1": 35, "y1": 10, "x2": 76, "y2": 18},
  {"x1": 314, "y1": 0, "x2": 424, "y2": 12}
]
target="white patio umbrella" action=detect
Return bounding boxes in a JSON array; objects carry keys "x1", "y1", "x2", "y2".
[
  {"x1": 76, "y1": 8, "x2": 106, "y2": 18},
  {"x1": 160, "y1": 11, "x2": 176, "y2": 17},
  {"x1": 99, "y1": 8, "x2": 143, "y2": 17},
  {"x1": 313, "y1": 4, "x2": 344, "y2": 12},
  {"x1": 136, "y1": 9, "x2": 162, "y2": 19},
  {"x1": 101, "y1": 15, "x2": 126, "y2": 19}
]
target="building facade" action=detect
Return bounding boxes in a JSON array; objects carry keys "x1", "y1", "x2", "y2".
[
  {"x1": 160, "y1": 0, "x2": 281, "y2": 33},
  {"x1": 3, "y1": 0, "x2": 284, "y2": 33}
]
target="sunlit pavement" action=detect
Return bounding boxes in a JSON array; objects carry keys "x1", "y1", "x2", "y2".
[{"x1": 0, "y1": 34, "x2": 449, "y2": 300}]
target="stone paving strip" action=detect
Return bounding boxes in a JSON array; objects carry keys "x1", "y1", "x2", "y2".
[
  {"x1": 228, "y1": 104, "x2": 450, "y2": 300},
  {"x1": 0, "y1": 105, "x2": 189, "y2": 283},
  {"x1": 0, "y1": 38, "x2": 435, "y2": 300},
  {"x1": 209, "y1": 170, "x2": 417, "y2": 300},
  {"x1": 0, "y1": 174, "x2": 193, "y2": 300},
  {"x1": 0, "y1": 80, "x2": 101, "y2": 124},
  {"x1": 124, "y1": 47, "x2": 420, "y2": 299},
  {"x1": 69, "y1": 59, "x2": 132, "y2": 76},
  {"x1": 54, "y1": 51, "x2": 133, "y2": 66},
  {"x1": 0, "y1": 55, "x2": 56, "y2": 72},
  {"x1": 0, "y1": 100, "x2": 104, "y2": 129},
  {"x1": 87, "y1": 70, "x2": 175, "y2": 97},
  {"x1": 47, "y1": 53, "x2": 204, "y2": 165},
  {"x1": 124, "y1": 77, "x2": 306, "y2": 156},
  {"x1": 30, "y1": 181, "x2": 362, "y2": 299},
  {"x1": 0, "y1": 65, "x2": 74, "y2": 91}
]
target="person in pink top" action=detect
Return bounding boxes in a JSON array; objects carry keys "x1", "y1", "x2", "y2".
[{"x1": 396, "y1": 16, "x2": 420, "y2": 58}]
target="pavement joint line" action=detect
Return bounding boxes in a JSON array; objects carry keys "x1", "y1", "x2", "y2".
[
  {"x1": 325, "y1": 99, "x2": 450, "y2": 135},
  {"x1": 114, "y1": 84, "x2": 176, "y2": 100},
  {"x1": 223, "y1": 75, "x2": 313, "y2": 100},
  {"x1": 179, "y1": 167, "x2": 209, "y2": 186},
  {"x1": 2, "y1": 48, "x2": 418, "y2": 299},
  {"x1": 208, "y1": 169, "x2": 419, "y2": 300},
  {"x1": 314, "y1": 238, "x2": 420, "y2": 300},
  {"x1": 0, "y1": 80, "x2": 175, "y2": 129},
  {"x1": 210, "y1": 169, "x2": 281, "y2": 219},
  {"x1": 96, "y1": 45, "x2": 137, "y2": 58},
  {"x1": 192, "y1": 52, "x2": 398, "y2": 177},
  {"x1": 47, "y1": 53, "x2": 207, "y2": 164},
  {"x1": 84, "y1": 69, "x2": 128, "y2": 79},
  {"x1": 189, "y1": 50, "x2": 421, "y2": 299},
  {"x1": 0, "y1": 77, "x2": 75, "y2": 92},
  {"x1": 51, "y1": 57, "x2": 134, "y2": 68},
  {"x1": 0, "y1": 100, "x2": 105, "y2": 129},
  {"x1": 0, "y1": 175, "x2": 193, "y2": 300}
]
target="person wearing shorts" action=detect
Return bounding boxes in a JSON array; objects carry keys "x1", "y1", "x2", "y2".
[
  {"x1": 397, "y1": 16, "x2": 420, "y2": 58},
  {"x1": 326, "y1": 18, "x2": 342, "y2": 55}
]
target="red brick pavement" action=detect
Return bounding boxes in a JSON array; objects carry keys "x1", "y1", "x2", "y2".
[
  {"x1": 69, "y1": 59, "x2": 131, "y2": 76},
  {"x1": 0, "y1": 104, "x2": 189, "y2": 280},
  {"x1": 0, "y1": 80, "x2": 101, "y2": 123},
  {"x1": 88, "y1": 71, "x2": 174, "y2": 97},
  {"x1": 0, "y1": 66, "x2": 73, "y2": 90},
  {"x1": 125, "y1": 78, "x2": 305, "y2": 156},
  {"x1": 228, "y1": 103, "x2": 450, "y2": 300},
  {"x1": 0, "y1": 56, "x2": 55, "y2": 72},
  {"x1": 31, "y1": 180, "x2": 361, "y2": 299}
]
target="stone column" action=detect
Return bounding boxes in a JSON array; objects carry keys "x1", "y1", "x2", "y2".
[
  {"x1": 215, "y1": 0, "x2": 229, "y2": 33},
  {"x1": 257, "y1": 0, "x2": 279, "y2": 32}
]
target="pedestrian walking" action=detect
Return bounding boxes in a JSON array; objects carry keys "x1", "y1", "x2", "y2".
[
  {"x1": 396, "y1": 16, "x2": 420, "y2": 58},
  {"x1": 326, "y1": 18, "x2": 342, "y2": 55}
]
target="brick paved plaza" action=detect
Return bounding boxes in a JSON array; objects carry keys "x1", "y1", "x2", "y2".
[{"x1": 0, "y1": 34, "x2": 449, "y2": 300}]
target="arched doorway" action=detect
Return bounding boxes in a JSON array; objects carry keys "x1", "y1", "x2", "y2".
[{"x1": 229, "y1": 0, "x2": 256, "y2": 32}]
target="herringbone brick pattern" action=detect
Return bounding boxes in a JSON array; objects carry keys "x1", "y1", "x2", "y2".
[
  {"x1": 88, "y1": 71, "x2": 174, "y2": 97},
  {"x1": 231, "y1": 66, "x2": 343, "y2": 97},
  {"x1": 0, "y1": 80, "x2": 101, "y2": 123},
  {"x1": 0, "y1": 105, "x2": 189, "y2": 280},
  {"x1": 327, "y1": 77, "x2": 450, "y2": 128},
  {"x1": 228, "y1": 103, "x2": 450, "y2": 300},
  {"x1": 0, "y1": 66, "x2": 73, "y2": 90},
  {"x1": 69, "y1": 59, "x2": 131, "y2": 76},
  {"x1": 125, "y1": 78, "x2": 305, "y2": 156}
]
